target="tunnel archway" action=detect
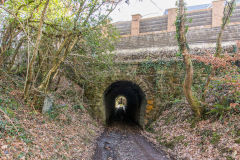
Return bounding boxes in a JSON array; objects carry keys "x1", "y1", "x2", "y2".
[{"x1": 104, "y1": 81, "x2": 147, "y2": 127}]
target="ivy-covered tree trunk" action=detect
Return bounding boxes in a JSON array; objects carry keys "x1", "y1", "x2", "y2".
[
  {"x1": 176, "y1": 0, "x2": 202, "y2": 117},
  {"x1": 216, "y1": 0, "x2": 236, "y2": 57},
  {"x1": 182, "y1": 51, "x2": 202, "y2": 117}
]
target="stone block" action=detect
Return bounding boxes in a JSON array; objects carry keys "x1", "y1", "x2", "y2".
[{"x1": 42, "y1": 94, "x2": 54, "y2": 114}]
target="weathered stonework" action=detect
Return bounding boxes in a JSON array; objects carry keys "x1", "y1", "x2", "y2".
[
  {"x1": 83, "y1": 58, "x2": 211, "y2": 128},
  {"x1": 84, "y1": 66, "x2": 155, "y2": 128},
  {"x1": 114, "y1": 42, "x2": 237, "y2": 63}
]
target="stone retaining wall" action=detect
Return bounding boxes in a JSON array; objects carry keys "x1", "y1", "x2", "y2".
[
  {"x1": 113, "y1": 0, "x2": 240, "y2": 51},
  {"x1": 116, "y1": 24, "x2": 240, "y2": 50}
]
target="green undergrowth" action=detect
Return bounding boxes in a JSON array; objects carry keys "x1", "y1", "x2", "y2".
[
  {"x1": 46, "y1": 103, "x2": 85, "y2": 124},
  {"x1": 0, "y1": 97, "x2": 32, "y2": 144}
]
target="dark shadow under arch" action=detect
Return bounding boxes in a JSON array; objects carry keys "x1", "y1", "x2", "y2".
[{"x1": 104, "y1": 81, "x2": 147, "y2": 127}]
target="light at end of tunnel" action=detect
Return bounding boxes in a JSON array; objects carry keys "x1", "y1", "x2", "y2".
[{"x1": 115, "y1": 95, "x2": 127, "y2": 109}]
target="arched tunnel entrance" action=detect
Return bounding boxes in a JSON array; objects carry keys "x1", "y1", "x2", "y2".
[{"x1": 104, "y1": 81, "x2": 147, "y2": 127}]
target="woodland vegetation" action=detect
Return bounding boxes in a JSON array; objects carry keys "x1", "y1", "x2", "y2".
[
  {"x1": 0, "y1": 0, "x2": 238, "y2": 119},
  {"x1": 0, "y1": 0, "x2": 240, "y2": 159},
  {"x1": 0, "y1": 0, "x2": 119, "y2": 100},
  {"x1": 176, "y1": 0, "x2": 240, "y2": 118}
]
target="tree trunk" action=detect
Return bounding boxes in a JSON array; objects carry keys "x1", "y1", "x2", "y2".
[
  {"x1": 216, "y1": 29, "x2": 223, "y2": 57},
  {"x1": 202, "y1": 68, "x2": 215, "y2": 101},
  {"x1": 215, "y1": 0, "x2": 236, "y2": 57},
  {"x1": 38, "y1": 36, "x2": 78, "y2": 92},
  {"x1": 182, "y1": 52, "x2": 202, "y2": 117},
  {"x1": 0, "y1": 22, "x2": 14, "y2": 65},
  {"x1": 24, "y1": 0, "x2": 50, "y2": 100},
  {"x1": 8, "y1": 37, "x2": 25, "y2": 71},
  {"x1": 177, "y1": 0, "x2": 202, "y2": 117}
]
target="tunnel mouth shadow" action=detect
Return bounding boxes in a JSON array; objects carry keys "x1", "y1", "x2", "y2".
[{"x1": 104, "y1": 81, "x2": 146, "y2": 128}]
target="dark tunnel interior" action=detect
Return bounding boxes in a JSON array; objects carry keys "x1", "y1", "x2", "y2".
[{"x1": 104, "y1": 81, "x2": 146, "y2": 126}]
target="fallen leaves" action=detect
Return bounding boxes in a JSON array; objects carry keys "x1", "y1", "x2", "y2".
[
  {"x1": 0, "y1": 103, "x2": 103, "y2": 159},
  {"x1": 143, "y1": 102, "x2": 240, "y2": 159}
]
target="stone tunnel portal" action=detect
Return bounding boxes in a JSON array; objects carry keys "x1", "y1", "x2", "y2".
[{"x1": 104, "y1": 81, "x2": 146, "y2": 127}]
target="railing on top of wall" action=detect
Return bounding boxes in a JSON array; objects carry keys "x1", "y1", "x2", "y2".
[{"x1": 113, "y1": 0, "x2": 240, "y2": 36}]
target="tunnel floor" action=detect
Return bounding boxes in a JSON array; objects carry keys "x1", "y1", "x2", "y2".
[
  {"x1": 104, "y1": 81, "x2": 146, "y2": 127},
  {"x1": 107, "y1": 113, "x2": 138, "y2": 128}
]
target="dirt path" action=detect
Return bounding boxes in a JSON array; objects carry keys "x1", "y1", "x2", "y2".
[{"x1": 93, "y1": 124, "x2": 171, "y2": 160}]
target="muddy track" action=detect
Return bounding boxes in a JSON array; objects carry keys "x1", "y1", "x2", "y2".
[{"x1": 93, "y1": 123, "x2": 172, "y2": 160}]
